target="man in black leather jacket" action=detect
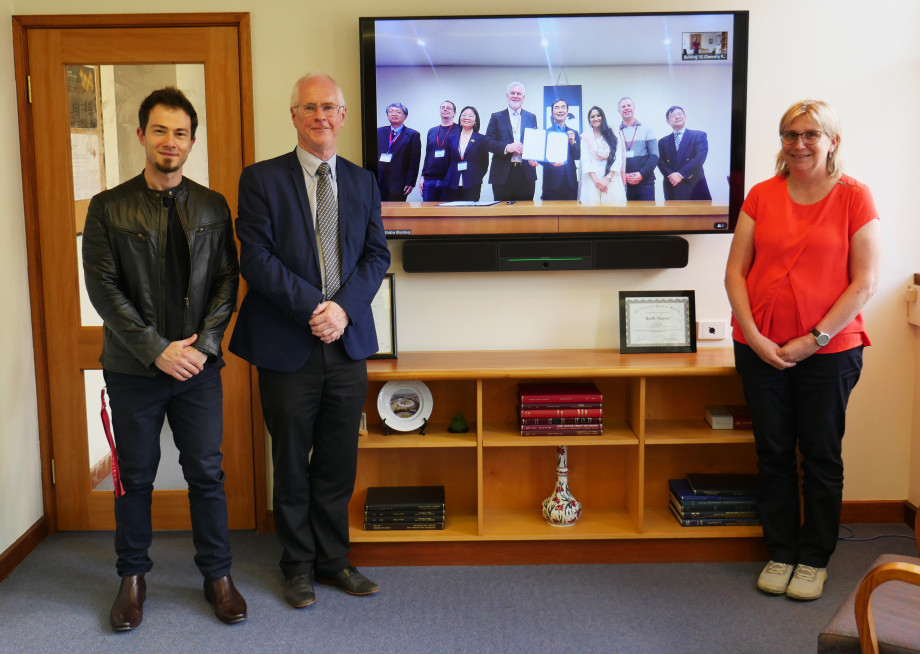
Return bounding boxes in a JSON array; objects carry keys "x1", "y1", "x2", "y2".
[{"x1": 82, "y1": 87, "x2": 245, "y2": 630}]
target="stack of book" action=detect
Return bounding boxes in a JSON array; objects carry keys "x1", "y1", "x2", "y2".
[
  {"x1": 363, "y1": 485, "x2": 445, "y2": 531},
  {"x1": 518, "y1": 382, "x2": 603, "y2": 436},
  {"x1": 668, "y1": 473, "x2": 760, "y2": 526},
  {"x1": 704, "y1": 405, "x2": 753, "y2": 430}
]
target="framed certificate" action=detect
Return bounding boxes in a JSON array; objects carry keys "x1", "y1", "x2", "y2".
[
  {"x1": 618, "y1": 290, "x2": 696, "y2": 354},
  {"x1": 369, "y1": 273, "x2": 397, "y2": 359}
]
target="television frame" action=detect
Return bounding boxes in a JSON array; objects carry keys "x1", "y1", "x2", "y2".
[{"x1": 359, "y1": 10, "x2": 749, "y2": 246}]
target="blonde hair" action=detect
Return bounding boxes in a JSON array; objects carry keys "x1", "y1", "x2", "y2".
[{"x1": 774, "y1": 99, "x2": 841, "y2": 177}]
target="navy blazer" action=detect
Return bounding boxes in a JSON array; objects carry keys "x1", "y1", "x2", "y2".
[
  {"x1": 485, "y1": 108, "x2": 538, "y2": 185},
  {"x1": 443, "y1": 130, "x2": 490, "y2": 190},
  {"x1": 376, "y1": 125, "x2": 421, "y2": 200},
  {"x1": 657, "y1": 129, "x2": 712, "y2": 200},
  {"x1": 229, "y1": 150, "x2": 391, "y2": 371}
]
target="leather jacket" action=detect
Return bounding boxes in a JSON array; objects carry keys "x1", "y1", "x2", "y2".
[{"x1": 82, "y1": 173, "x2": 239, "y2": 376}]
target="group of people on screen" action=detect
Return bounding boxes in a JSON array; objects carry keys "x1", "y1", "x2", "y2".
[{"x1": 375, "y1": 82, "x2": 712, "y2": 205}]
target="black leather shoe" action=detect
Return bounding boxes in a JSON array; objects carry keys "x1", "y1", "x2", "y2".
[
  {"x1": 110, "y1": 574, "x2": 146, "y2": 631},
  {"x1": 317, "y1": 566, "x2": 380, "y2": 595},
  {"x1": 283, "y1": 574, "x2": 317, "y2": 608},
  {"x1": 204, "y1": 575, "x2": 247, "y2": 624}
]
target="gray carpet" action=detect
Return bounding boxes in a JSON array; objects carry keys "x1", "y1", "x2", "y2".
[{"x1": 0, "y1": 524, "x2": 915, "y2": 653}]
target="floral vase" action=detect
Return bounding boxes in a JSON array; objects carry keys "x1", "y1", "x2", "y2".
[{"x1": 541, "y1": 445, "x2": 582, "y2": 526}]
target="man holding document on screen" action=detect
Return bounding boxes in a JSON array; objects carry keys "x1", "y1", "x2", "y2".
[{"x1": 485, "y1": 82, "x2": 539, "y2": 201}]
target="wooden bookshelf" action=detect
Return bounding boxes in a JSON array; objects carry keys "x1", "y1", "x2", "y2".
[{"x1": 350, "y1": 349, "x2": 762, "y2": 544}]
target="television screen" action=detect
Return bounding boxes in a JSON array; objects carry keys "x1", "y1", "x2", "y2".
[{"x1": 359, "y1": 11, "x2": 748, "y2": 239}]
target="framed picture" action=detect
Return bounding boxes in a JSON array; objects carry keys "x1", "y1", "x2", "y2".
[
  {"x1": 370, "y1": 273, "x2": 397, "y2": 359},
  {"x1": 618, "y1": 290, "x2": 696, "y2": 354}
]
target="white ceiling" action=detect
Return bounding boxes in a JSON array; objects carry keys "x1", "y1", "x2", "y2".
[{"x1": 370, "y1": 14, "x2": 736, "y2": 68}]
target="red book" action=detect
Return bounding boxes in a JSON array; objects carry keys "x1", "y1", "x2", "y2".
[
  {"x1": 520, "y1": 402, "x2": 603, "y2": 410},
  {"x1": 519, "y1": 408, "x2": 603, "y2": 418},
  {"x1": 521, "y1": 428, "x2": 603, "y2": 436},
  {"x1": 518, "y1": 382, "x2": 602, "y2": 404},
  {"x1": 520, "y1": 423, "x2": 603, "y2": 432},
  {"x1": 520, "y1": 417, "x2": 602, "y2": 425}
]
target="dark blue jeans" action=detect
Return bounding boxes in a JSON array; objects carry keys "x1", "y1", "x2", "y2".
[
  {"x1": 422, "y1": 179, "x2": 447, "y2": 202},
  {"x1": 734, "y1": 342, "x2": 863, "y2": 567},
  {"x1": 104, "y1": 364, "x2": 231, "y2": 580}
]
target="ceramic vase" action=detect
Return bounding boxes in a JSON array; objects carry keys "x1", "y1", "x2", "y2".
[{"x1": 541, "y1": 445, "x2": 582, "y2": 526}]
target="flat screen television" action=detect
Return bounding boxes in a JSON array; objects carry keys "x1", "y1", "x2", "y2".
[{"x1": 358, "y1": 11, "x2": 748, "y2": 247}]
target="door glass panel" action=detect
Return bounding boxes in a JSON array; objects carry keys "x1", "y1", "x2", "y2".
[
  {"x1": 74, "y1": 63, "x2": 208, "y2": 327},
  {"x1": 86, "y1": 371, "x2": 186, "y2": 491}
]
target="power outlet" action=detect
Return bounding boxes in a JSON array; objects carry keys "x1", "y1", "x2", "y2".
[{"x1": 697, "y1": 320, "x2": 727, "y2": 340}]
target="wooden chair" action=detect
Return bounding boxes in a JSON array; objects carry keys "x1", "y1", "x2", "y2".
[
  {"x1": 818, "y1": 510, "x2": 920, "y2": 653},
  {"x1": 855, "y1": 510, "x2": 920, "y2": 653}
]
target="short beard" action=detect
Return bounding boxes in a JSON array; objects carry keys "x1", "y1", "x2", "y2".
[{"x1": 154, "y1": 160, "x2": 181, "y2": 174}]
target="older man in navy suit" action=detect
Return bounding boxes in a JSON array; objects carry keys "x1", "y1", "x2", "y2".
[
  {"x1": 230, "y1": 72, "x2": 390, "y2": 609},
  {"x1": 485, "y1": 82, "x2": 539, "y2": 201},
  {"x1": 657, "y1": 106, "x2": 712, "y2": 201},
  {"x1": 376, "y1": 102, "x2": 421, "y2": 201}
]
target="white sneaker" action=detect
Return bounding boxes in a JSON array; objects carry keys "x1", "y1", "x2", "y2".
[
  {"x1": 785, "y1": 564, "x2": 827, "y2": 600},
  {"x1": 757, "y1": 560, "x2": 794, "y2": 594}
]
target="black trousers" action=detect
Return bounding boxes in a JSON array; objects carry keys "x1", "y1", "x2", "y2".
[
  {"x1": 104, "y1": 364, "x2": 231, "y2": 580},
  {"x1": 734, "y1": 342, "x2": 863, "y2": 567},
  {"x1": 445, "y1": 184, "x2": 482, "y2": 202},
  {"x1": 492, "y1": 163, "x2": 535, "y2": 201},
  {"x1": 258, "y1": 339, "x2": 367, "y2": 578}
]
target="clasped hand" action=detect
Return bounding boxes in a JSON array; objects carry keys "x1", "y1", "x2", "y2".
[
  {"x1": 310, "y1": 301, "x2": 349, "y2": 344},
  {"x1": 155, "y1": 334, "x2": 207, "y2": 381}
]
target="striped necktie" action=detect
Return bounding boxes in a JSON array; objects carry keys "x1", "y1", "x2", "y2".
[{"x1": 315, "y1": 162, "x2": 340, "y2": 299}]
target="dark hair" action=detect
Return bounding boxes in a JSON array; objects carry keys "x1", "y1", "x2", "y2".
[
  {"x1": 458, "y1": 106, "x2": 481, "y2": 132},
  {"x1": 138, "y1": 87, "x2": 198, "y2": 138},
  {"x1": 665, "y1": 105, "x2": 685, "y2": 120},
  {"x1": 442, "y1": 100, "x2": 456, "y2": 113},
  {"x1": 588, "y1": 106, "x2": 619, "y2": 176}
]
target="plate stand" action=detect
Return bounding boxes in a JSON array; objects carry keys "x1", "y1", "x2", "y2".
[{"x1": 382, "y1": 417, "x2": 428, "y2": 436}]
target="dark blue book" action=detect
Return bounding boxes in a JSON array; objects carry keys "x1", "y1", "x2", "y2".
[
  {"x1": 668, "y1": 478, "x2": 756, "y2": 509},
  {"x1": 685, "y1": 473, "x2": 758, "y2": 497},
  {"x1": 669, "y1": 502, "x2": 760, "y2": 527}
]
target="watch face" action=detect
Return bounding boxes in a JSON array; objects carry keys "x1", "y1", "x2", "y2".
[{"x1": 818, "y1": 333, "x2": 830, "y2": 346}]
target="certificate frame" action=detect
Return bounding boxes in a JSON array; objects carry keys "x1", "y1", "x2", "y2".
[
  {"x1": 618, "y1": 290, "x2": 696, "y2": 354},
  {"x1": 369, "y1": 273, "x2": 397, "y2": 359}
]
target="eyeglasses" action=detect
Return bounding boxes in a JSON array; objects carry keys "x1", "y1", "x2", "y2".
[
  {"x1": 292, "y1": 103, "x2": 343, "y2": 117},
  {"x1": 780, "y1": 130, "x2": 824, "y2": 145}
]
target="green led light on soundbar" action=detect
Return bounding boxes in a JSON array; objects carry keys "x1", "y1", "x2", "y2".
[{"x1": 505, "y1": 257, "x2": 585, "y2": 262}]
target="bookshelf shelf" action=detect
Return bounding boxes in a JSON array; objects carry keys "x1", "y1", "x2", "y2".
[{"x1": 350, "y1": 349, "x2": 758, "y2": 547}]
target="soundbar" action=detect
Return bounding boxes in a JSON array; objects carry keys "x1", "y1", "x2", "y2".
[{"x1": 402, "y1": 236, "x2": 689, "y2": 272}]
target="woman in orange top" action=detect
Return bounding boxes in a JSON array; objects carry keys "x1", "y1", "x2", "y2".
[{"x1": 725, "y1": 100, "x2": 880, "y2": 601}]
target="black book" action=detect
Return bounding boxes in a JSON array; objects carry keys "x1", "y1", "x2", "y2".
[
  {"x1": 668, "y1": 479, "x2": 757, "y2": 509},
  {"x1": 364, "y1": 515, "x2": 444, "y2": 524},
  {"x1": 365, "y1": 509, "x2": 445, "y2": 519},
  {"x1": 685, "y1": 473, "x2": 758, "y2": 497},
  {"x1": 668, "y1": 498, "x2": 757, "y2": 520},
  {"x1": 365, "y1": 485, "x2": 446, "y2": 511},
  {"x1": 669, "y1": 502, "x2": 760, "y2": 527},
  {"x1": 363, "y1": 522, "x2": 446, "y2": 531}
]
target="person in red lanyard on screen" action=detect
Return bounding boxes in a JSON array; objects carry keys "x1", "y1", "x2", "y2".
[
  {"x1": 725, "y1": 99, "x2": 880, "y2": 601},
  {"x1": 375, "y1": 101, "x2": 421, "y2": 201},
  {"x1": 617, "y1": 97, "x2": 658, "y2": 201},
  {"x1": 444, "y1": 106, "x2": 490, "y2": 202},
  {"x1": 419, "y1": 100, "x2": 456, "y2": 202}
]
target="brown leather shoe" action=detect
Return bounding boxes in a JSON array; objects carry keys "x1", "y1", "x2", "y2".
[
  {"x1": 204, "y1": 574, "x2": 247, "y2": 624},
  {"x1": 110, "y1": 574, "x2": 146, "y2": 631}
]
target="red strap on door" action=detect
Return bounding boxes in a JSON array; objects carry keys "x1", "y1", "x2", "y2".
[{"x1": 100, "y1": 388, "x2": 125, "y2": 498}]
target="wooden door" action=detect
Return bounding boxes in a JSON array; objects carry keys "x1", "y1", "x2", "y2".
[{"x1": 13, "y1": 15, "x2": 256, "y2": 530}]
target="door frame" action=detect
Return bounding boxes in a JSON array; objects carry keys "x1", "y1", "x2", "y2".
[{"x1": 11, "y1": 12, "x2": 265, "y2": 532}]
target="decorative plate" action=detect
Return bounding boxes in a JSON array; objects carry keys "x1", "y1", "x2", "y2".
[{"x1": 377, "y1": 380, "x2": 433, "y2": 432}]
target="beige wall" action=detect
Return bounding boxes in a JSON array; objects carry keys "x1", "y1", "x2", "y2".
[{"x1": 2, "y1": 0, "x2": 918, "y2": 553}]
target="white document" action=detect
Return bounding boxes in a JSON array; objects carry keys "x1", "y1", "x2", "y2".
[{"x1": 521, "y1": 128, "x2": 568, "y2": 163}]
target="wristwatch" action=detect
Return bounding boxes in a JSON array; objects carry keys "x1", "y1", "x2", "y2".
[{"x1": 810, "y1": 328, "x2": 830, "y2": 347}]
